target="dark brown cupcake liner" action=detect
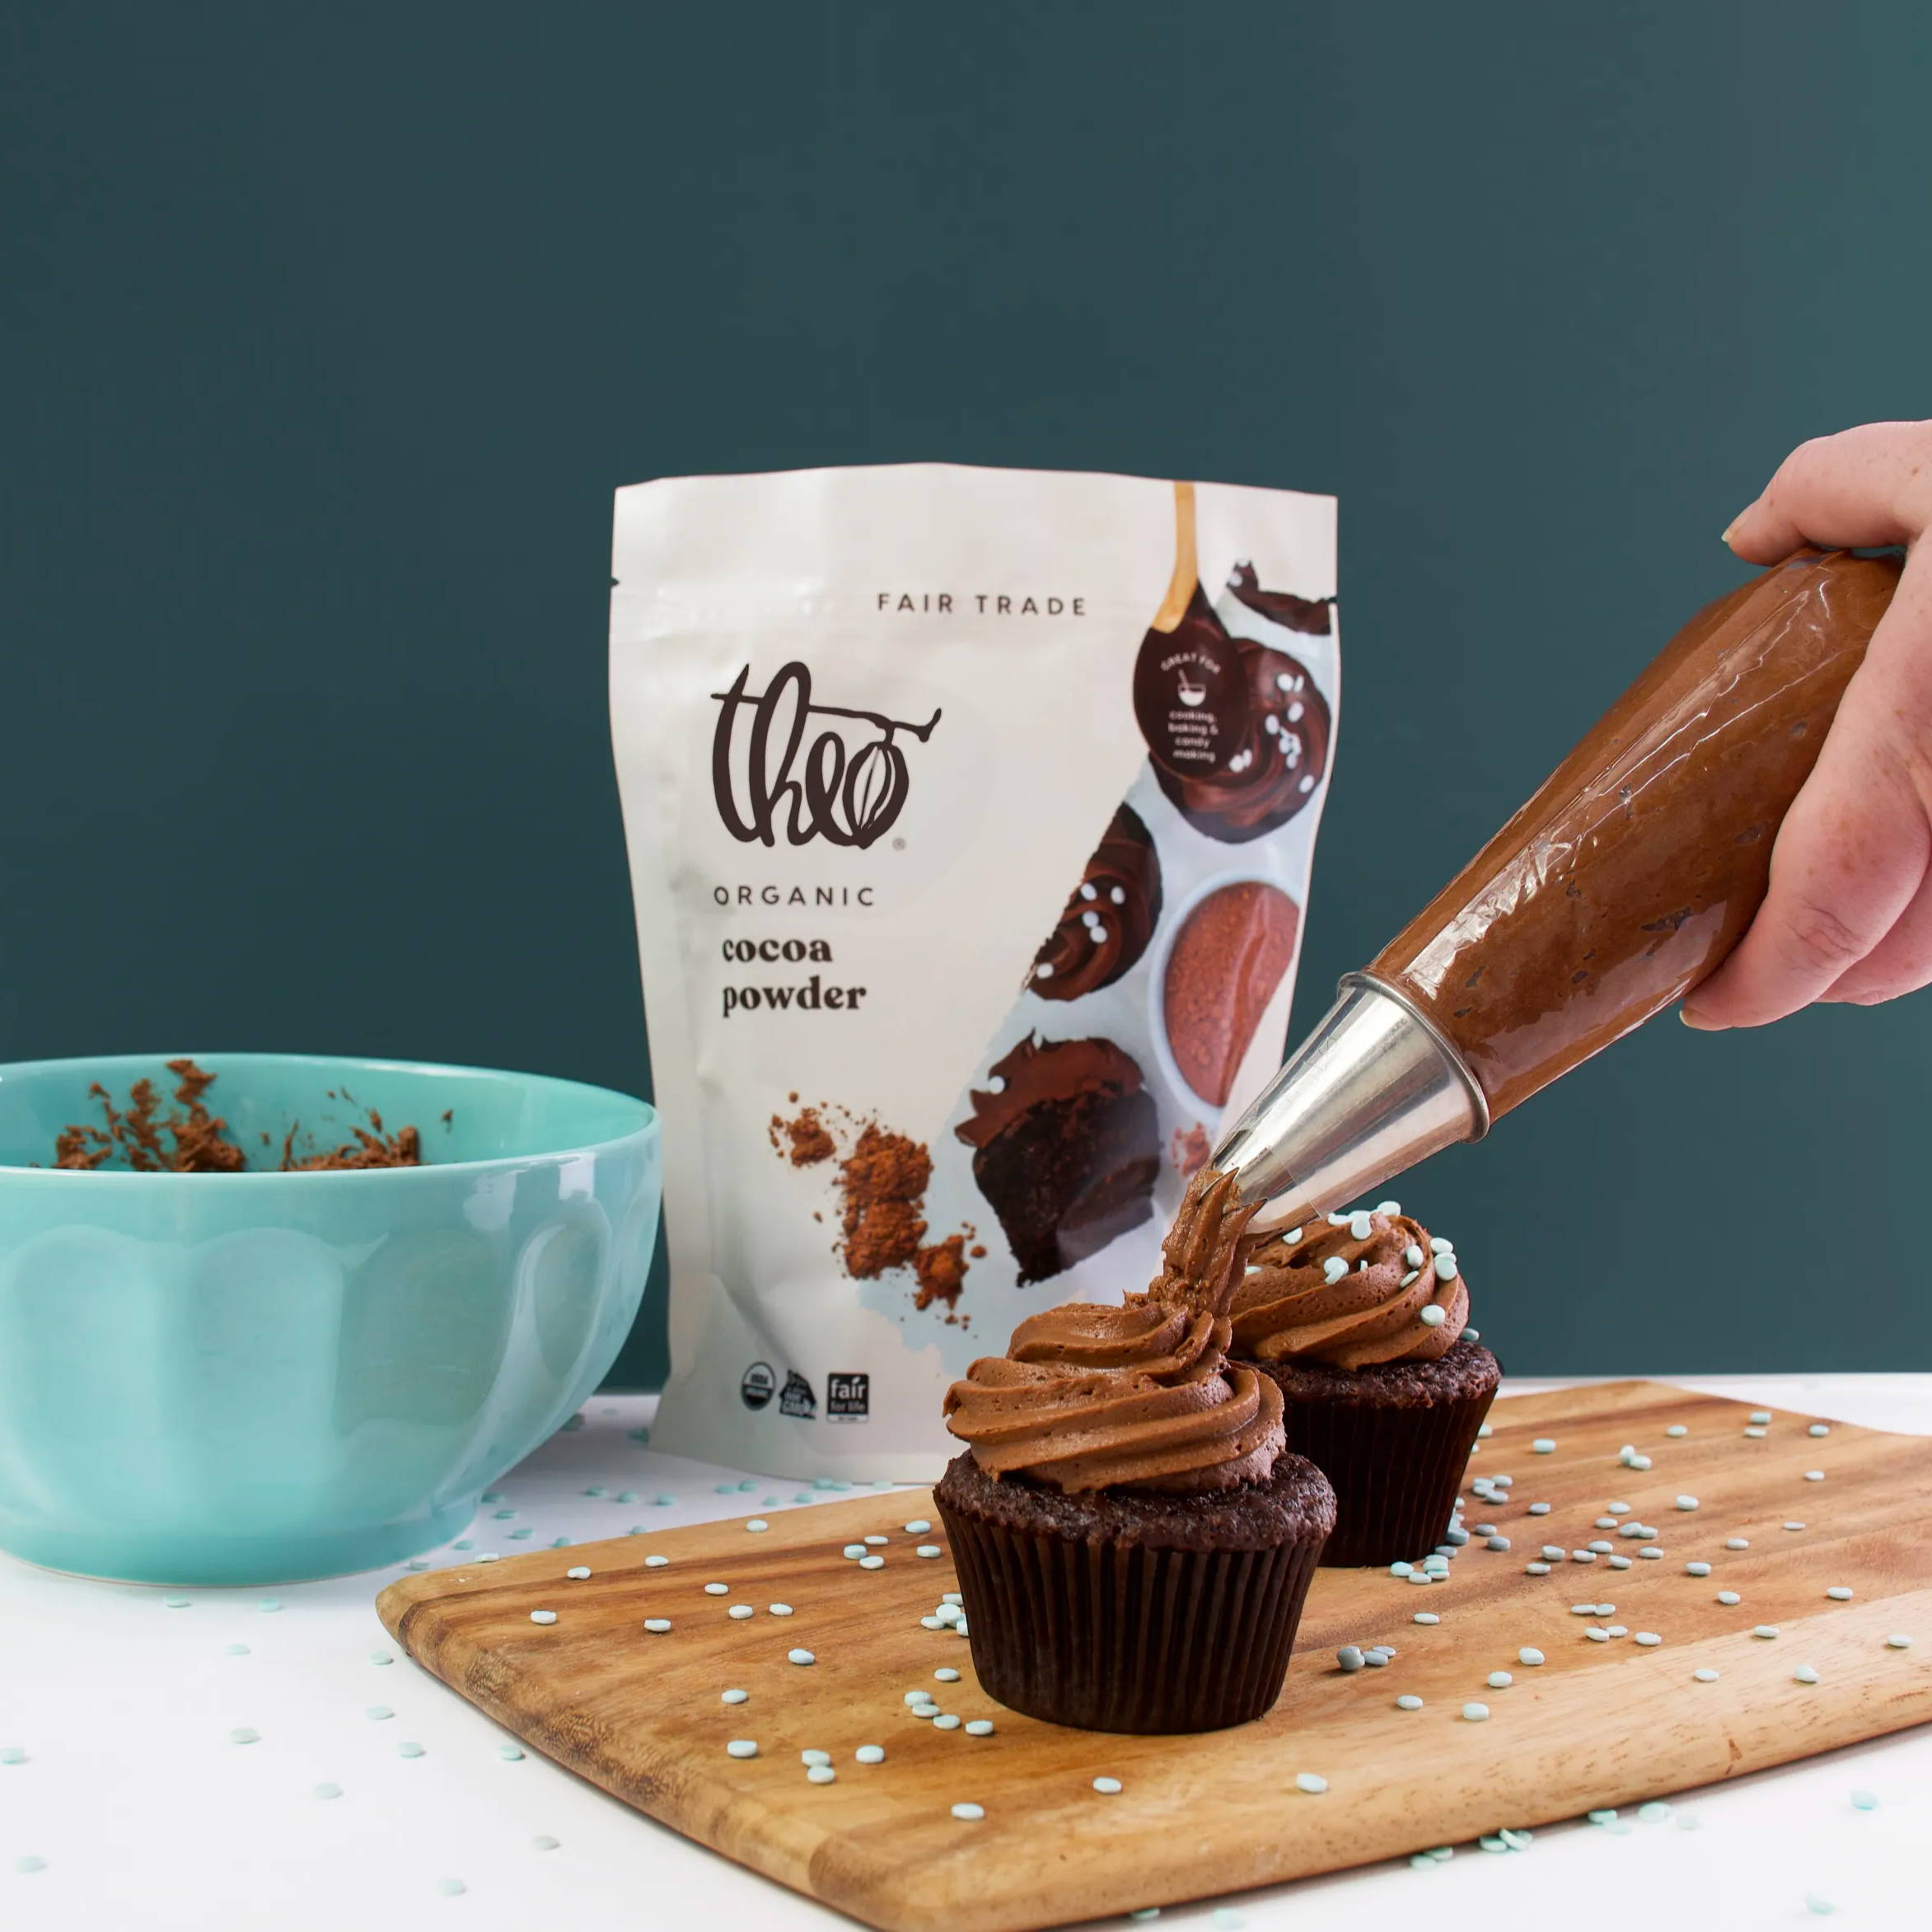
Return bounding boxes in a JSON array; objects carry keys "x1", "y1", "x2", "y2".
[
  {"x1": 1259, "y1": 1357, "x2": 1498, "y2": 1567},
  {"x1": 935, "y1": 1462, "x2": 1330, "y2": 1733}
]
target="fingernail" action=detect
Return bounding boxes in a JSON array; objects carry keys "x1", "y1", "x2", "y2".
[
  {"x1": 1720, "y1": 523, "x2": 1738, "y2": 549},
  {"x1": 1679, "y1": 1006, "x2": 1728, "y2": 1031}
]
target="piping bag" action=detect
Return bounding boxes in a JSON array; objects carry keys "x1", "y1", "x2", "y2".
[{"x1": 1214, "y1": 546, "x2": 1903, "y2": 1233}]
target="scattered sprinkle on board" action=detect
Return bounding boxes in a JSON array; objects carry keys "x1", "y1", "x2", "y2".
[{"x1": 376, "y1": 1379, "x2": 1932, "y2": 1932}]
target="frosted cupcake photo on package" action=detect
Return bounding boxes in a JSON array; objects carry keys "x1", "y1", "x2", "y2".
[{"x1": 610, "y1": 463, "x2": 1339, "y2": 1476}]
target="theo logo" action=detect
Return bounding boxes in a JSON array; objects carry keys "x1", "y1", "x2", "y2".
[{"x1": 710, "y1": 662, "x2": 941, "y2": 849}]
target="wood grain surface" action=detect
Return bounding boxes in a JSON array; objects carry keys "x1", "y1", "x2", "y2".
[{"x1": 377, "y1": 1381, "x2": 1932, "y2": 1931}]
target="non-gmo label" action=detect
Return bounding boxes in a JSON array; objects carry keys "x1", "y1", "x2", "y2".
[
  {"x1": 740, "y1": 1361, "x2": 777, "y2": 1410},
  {"x1": 826, "y1": 1373, "x2": 871, "y2": 1422}
]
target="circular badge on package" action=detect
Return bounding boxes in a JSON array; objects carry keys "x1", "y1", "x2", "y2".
[
  {"x1": 740, "y1": 1361, "x2": 777, "y2": 1410},
  {"x1": 1133, "y1": 603, "x2": 1251, "y2": 779}
]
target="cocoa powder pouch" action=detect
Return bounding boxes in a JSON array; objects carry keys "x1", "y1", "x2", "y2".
[{"x1": 610, "y1": 465, "x2": 1340, "y2": 1476}]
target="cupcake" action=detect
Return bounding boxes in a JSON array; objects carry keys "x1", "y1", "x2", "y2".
[
  {"x1": 935, "y1": 1170, "x2": 1336, "y2": 1733},
  {"x1": 1228, "y1": 1204, "x2": 1499, "y2": 1566}
]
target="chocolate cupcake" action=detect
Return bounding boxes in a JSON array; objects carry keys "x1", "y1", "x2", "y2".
[
  {"x1": 936, "y1": 1171, "x2": 1335, "y2": 1733},
  {"x1": 1027, "y1": 803, "x2": 1162, "y2": 1000},
  {"x1": 1228, "y1": 1205, "x2": 1499, "y2": 1566},
  {"x1": 1148, "y1": 567, "x2": 1332, "y2": 844},
  {"x1": 954, "y1": 1034, "x2": 1159, "y2": 1284}
]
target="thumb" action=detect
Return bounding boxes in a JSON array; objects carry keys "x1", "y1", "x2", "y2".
[{"x1": 1724, "y1": 423, "x2": 1929, "y2": 564}]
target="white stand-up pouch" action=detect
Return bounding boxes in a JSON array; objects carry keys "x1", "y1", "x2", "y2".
[{"x1": 611, "y1": 464, "x2": 1338, "y2": 1477}]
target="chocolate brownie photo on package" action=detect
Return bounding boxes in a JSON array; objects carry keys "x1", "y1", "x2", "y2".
[{"x1": 610, "y1": 465, "x2": 1339, "y2": 1477}]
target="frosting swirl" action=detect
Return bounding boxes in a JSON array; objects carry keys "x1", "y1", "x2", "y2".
[
  {"x1": 1027, "y1": 803, "x2": 1162, "y2": 1000},
  {"x1": 943, "y1": 1167, "x2": 1284, "y2": 1493},
  {"x1": 1228, "y1": 1207, "x2": 1469, "y2": 1370}
]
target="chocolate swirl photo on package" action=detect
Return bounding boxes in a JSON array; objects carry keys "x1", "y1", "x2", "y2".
[{"x1": 610, "y1": 464, "x2": 1339, "y2": 1476}]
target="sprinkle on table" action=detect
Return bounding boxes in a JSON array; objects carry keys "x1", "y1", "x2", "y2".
[
  {"x1": 1718, "y1": 1591, "x2": 1741, "y2": 1606},
  {"x1": 1518, "y1": 1648, "x2": 1545, "y2": 1666},
  {"x1": 1462, "y1": 1701, "x2": 1490, "y2": 1721},
  {"x1": 1803, "y1": 1471, "x2": 1824, "y2": 1482},
  {"x1": 721, "y1": 1689, "x2": 747, "y2": 1705},
  {"x1": 529, "y1": 1611, "x2": 557, "y2": 1625},
  {"x1": 1675, "y1": 1496, "x2": 1699, "y2": 1511},
  {"x1": 1785, "y1": 1522, "x2": 1807, "y2": 1532},
  {"x1": 1093, "y1": 1776, "x2": 1125, "y2": 1795},
  {"x1": 856, "y1": 1746, "x2": 886, "y2": 1764},
  {"x1": 1294, "y1": 1771, "x2": 1329, "y2": 1794},
  {"x1": 807, "y1": 1766, "x2": 836, "y2": 1785},
  {"x1": 788, "y1": 1648, "x2": 816, "y2": 1665},
  {"x1": 859, "y1": 1555, "x2": 886, "y2": 1570},
  {"x1": 644, "y1": 1619, "x2": 672, "y2": 1634},
  {"x1": 1692, "y1": 1668, "x2": 1720, "y2": 1682},
  {"x1": 1885, "y1": 1635, "x2": 1913, "y2": 1649},
  {"x1": 1413, "y1": 1612, "x2": 1440, "y2": 1626},
  {"x1": 965, "y1": 1720, "x2": 994, "y2": 1737},
  {"x1": 1827, "y1": 1587, "x2": 1854, "y2": 1602},
  {"x1": 1725, "y1": 1537, "x2": 1749, "y2": 1551},
  {"x1": 704, "y1": 1583, "x2": 729, "y2": 1596},
  {"x1": 769, "y1": 1603, "x2": 793, "y2": 1616},
  {"x1": 746, "y1": 1519, "x2": 770, "y2": 1532},
  {"x1": 935, "y1": 1667, "x2": 961, "y2": 1682},
  {"x1": 726, "y1": 1740, "x2": 757, "y2": 1760},
  {"x1": 645, "y1": 1554, "x2": 671, "y2": 1568},
  {"x1": 1850, "y1": 1789, "x2": 1878, "y2": 1810},
  {"x1": 1794, "y1": 1665, "x2": 1821, "y2": 1684},
  {"x1": 1396, "y1": 1695, "x2": 1424, "y2": 1710},
  {"x1": 1686, "y1": 1562, "x2": 1711, "y2": 1577},
  {"x1": 1487, "y1": 1671, "x2": 1513, "y2": 1688},
  {"x1": 1634, "y1": 1633, "x2": 1662, "y2": 1647},
  {"x1": 950, "y1": 1803, "x2": 985, "y2": 1822},
  {"x1": 1753, "y1": 1626, "x2": 1780, "y2": 1640},
  {"x1": 1532, "y1": 1438, "x2": 1555, "y2": 1454},
  {"x1": 1808, "y1": 1424, "x2": 1831, "y2": 1437},
  {"x1": 566, "y1": 1567, "x2": 592, "y2": 1580},
  {"x1": 915, "y1": 1546, "x2": 943, "y2": 1558},
  {"x1": 1666, "y1": 1424, "x2": 1688, "y2": 1437},
  {"x1": 728, "y1": 1606, "x2": 754, "y2": 1621}
]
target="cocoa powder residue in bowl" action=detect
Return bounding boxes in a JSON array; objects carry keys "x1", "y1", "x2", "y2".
[{"x1": 54, "y1": 1060, "x2": 426, "y2": 1172}]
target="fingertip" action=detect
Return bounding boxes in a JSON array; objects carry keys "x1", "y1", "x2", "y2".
[{"x1": 1679, "y1": 1004, "x2": 1729, "y2": 1031}]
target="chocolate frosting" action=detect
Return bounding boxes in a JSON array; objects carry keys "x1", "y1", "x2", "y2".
[
  {"x1": 954, "y1": 1032, "x2": 1145, "y2": 1151},
  {"x1": 1153, "y1": 575, "x2": 1332, "y2": 843},
  {"x1": 943, "y1": 1167, "x2": 1285, "y2": 1493},
  {"x1": 1228, "y1": 560, "x2": 1334, "y2": 635},
  {"x1": 1027, "y1": 803, "x2": 1162, "y2": 1000},
  {"x1": 1370, "y1": 548, "x2": 1902, "y2": 1117},
  {"x1": 1229, "y1": 1207, "x2": 1468, "y2": 1371}
]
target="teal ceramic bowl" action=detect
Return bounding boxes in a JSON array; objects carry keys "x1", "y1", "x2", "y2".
[{"x1": 0, "y1": 1053, "x2": 659, "y2": 1585}]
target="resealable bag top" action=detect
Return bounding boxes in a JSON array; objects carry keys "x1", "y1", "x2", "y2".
[{"x1": 611, "y1": 463, "x2": 1339, "y2": 1477}]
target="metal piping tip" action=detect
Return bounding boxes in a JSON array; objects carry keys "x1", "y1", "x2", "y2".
[{"x1": 1210, "y1": 973, "x2": 1489, "y2": 1235}]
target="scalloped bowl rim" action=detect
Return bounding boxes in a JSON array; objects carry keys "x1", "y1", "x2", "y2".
[{"x1": 0, "y1": 1050, "x2": 657, "y2": 1181}]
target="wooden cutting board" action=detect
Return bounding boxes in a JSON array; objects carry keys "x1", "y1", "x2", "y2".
[{"x1": 377, "y1": 1381, "x2": 1932, "y2": 1931}]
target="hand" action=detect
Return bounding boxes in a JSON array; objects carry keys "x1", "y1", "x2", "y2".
[{"x1": 1682, "y1": 419, "x2": 1932, "y2": 1029}]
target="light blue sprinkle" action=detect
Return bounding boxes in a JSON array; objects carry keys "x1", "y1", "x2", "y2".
[
  {"x1": 1349, "y1": 1212, "x2": 1373, "y2": 1240},
  {"x1": 312, "y1": 1783, "x2": 342, "y2": 1800},
  {"x1": 1414, "y1": 1612, "x2": 1440, "y2": 1626},
  {"x1": 746, "y1": 1519, "x2": 769, "y2": 1532},
  {"x1": 1807, "y1": 1896, "x2": 1836, "y2": 1916},
  {"x1": 1466, "y1": 1328, "x2": 1480, "y2": 1341},
  {"x1": 1748, "y1": 1410, "x2": 1772, "y2": 1424},
  {"x1": 508, "y1": 1528, "x2": 532, "y2": 1541},
  {"x1": 551, "y1": 1538, "x2": 573, "y2": 1548},
  {"x1": 228, "y1": 1729, "x2": 258, "y2": 1746},
  {"x1": 1322, "y1": 1256, "x2": 1350, "y2": 1285},
  {"x1": 226, "y1": 1644, "x2": 250, "y2": 1656},
  {"x1": 1406, "y1": 1570, "x2": 1433, "y2": 1585},
  {"x1": 399, "y1": 1742, "x2": 425, "y2": 1757},
  {"x1": 1294, "y1": 1771, "x2": 1328, "y2": 1794},
  {"x1": 738, "y1": 1479, "x2": 759, "y2": 1492},
  {"x1": 1794, "y1": 1665, "x2": 1820, "y2": 1684},
  {"x1": 1375, "y1": 1200, "x2": 1401, "y2": 1215},
  {"x1": 481, "y1": 1491, "x2": 503, "y2": 1503},
  {"x1": 616, "y1": 1491, "x2": 639, "y2": 1504},
  {"x1": 1809, "y1": 1424, "x2": 1831, "y2": 1437},
  {"x1": 492, "y1": 1509, "x2": 516, "y2": 1520},
  {"x1": 788, "y1": 1649, "x2": 816, "y2": 1665},
  {"x1": 1827, "y1": 1587, "x2": 1854, "y2": 1601},
  {"x1": 1754, "y1": 1626, "x2": 1780, "y2": 1639},
  {"x1": 950, "y1": 1803, "x2": 985, "y2": 1822},
  {"x1": 1531, "y1": 1438, "x2": 1555, "y2": 1454},
  {"x1": 627, "y1": 1428, "x2": 651, "y2": 1443},
  {"x1": 584, "y1": 1486, "x2": 606, "y2": 1498},
  {"x1": 1433, "y1": 1254, "x2": 1457, "y2": 1283},
  {"x1": 530, "y1": 1835, "x2": 559, "y2": 1850},
  {"x1": 1211, "y1": 1911, "x2": 1245, "y2": 1930},
  {"x1": 498, "y1": 1744, "x2": 524, "y2": 1761},
  {"x1": 1543, "y1": 1546, "x2": 1566, "y2": 1561},
  {"x1": 795, "y1": 1494, "x2": 815, "y2": 1505},
  {"x1": 369, "y1": 1652, "x2": 393, "y2": 1666},
  {"x1": 1518, "y1": 1648, "x2": 1545, "y2": 1666},
  {"x1": 1429, "y1": 1236, "x2": 1453, "y2": 1255},
  {"x1": 1718, "y1": 1591, "x2": 1741, "y2": 1605},
  {"x1": 162, "y1": 1595, "x2": 189, "y2": 1608},
  {"x1": 435, "y1": 1879, "x2": 466, "y2": 1897},
  {"x1": 1885, "y1": 1634, "x2": 1913, "y2": 1649},
  {"x1": 1676, "y1": 1495, "x2": 1699, "y2": 1511},
  {"x1": 1390, "y1": 1561, "x2": 1412, "y2": 1576},
  {"x1": 715, "y1": 1484, "x2": 737, "y2": 1495},
  {"x1": 1444, "y1": 1527, "x2": 1469, "y2": 1546},
  {"x1": 1337, "y1": 1646, "x2": 1364, "y2": 1672},
  {"x1": 1726, "y1": 1537, "x2": 1749, "y2": 1549},
  {"x1": 1462, "y1": 1702, "x2": 1490, "y2": 1721},
  {"x1": 14, "y1": 1856, "x2": 47, "y2": 1874},
  {"x1": 1485, "y1": 1535, "x2": 1510, "y2": 1551},
  {"x1": 529, "y1": 1611, "x2": 557, "y2": 1626},
  {"x1": 1850, "y1": 1789, "x2": 1878, "y2": 1811},
  {"x1": 1525, "y1": 1563, "x2": 1551, "y2": 1574},
  {"x1": 1357, "y1": 1258, "x2": 1369, "y2": 1272},
  {"x1": 721, "y1": 1689, "x2": 748, "y2": 1705},
  {"x1": 1587, "y1": 1808, "x2": 1618, "y2": 1825},
  {"x1": 1608, "y1": 1555, "x2": 1632, "y2": 1569},
  {"x1": 366, "y1": 1705, "x2": 393, "y2": 1721},
  {"x1": 1420, "y1": 1305, "x2": 1447, "y2": 1327},
  {"x1": 1487, "y1": 1671, "x2": 1513, "y2": 1689},
  {"x1": 654, "y1": 1495, "x2": 676, "y2": 1507},
  {"x1": 1686, "y1": 1561, "x2": 1711, "y2": 1576},
  {"x1": 1666, "y1": 1424, "x2": 1688, "y2": 1438},
  {"x1": 1404, "y1": 1244, "x2": 1424, "y2": 1268},
  {"x1": 1396, "y1": 1695, "x2": 1424, "y2": 1710},
  {"x1": 1400, "y1": 1270, "x2": 1420, "y2": 1288},
  {"x1": 1637, "y1": 1801, "x2": 1672, "y2": 1822}
]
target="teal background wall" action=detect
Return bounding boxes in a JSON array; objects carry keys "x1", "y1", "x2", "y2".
[{"x1": 4, "y1": 3, "x2": 1929, "y2": 1381}]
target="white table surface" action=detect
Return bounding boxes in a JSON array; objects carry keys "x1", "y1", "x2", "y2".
[{"x1": 2, "y1": 1374, "x2": 1927, "y2": 1932}]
